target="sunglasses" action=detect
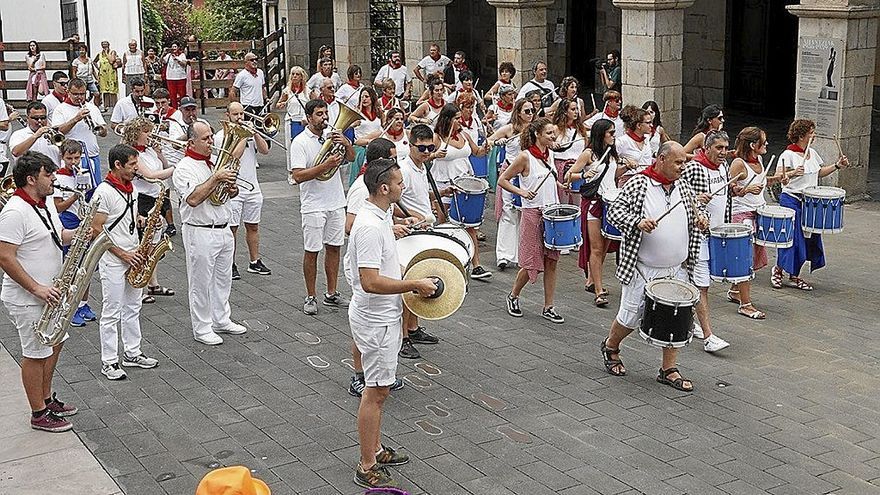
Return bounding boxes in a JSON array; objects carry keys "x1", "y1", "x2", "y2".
[
  {"x1": 523, "y1": 109, "x2": 535, "y2": 114},
  {"x1": 56, "y1": 81, "x2": 69, "y2": 86},
  {"x1": 413, "y1": 144, "x2": 437, "y2": 153},
  {"x1": 30, "y1": 115, "x2": 48, "y2": 120}
]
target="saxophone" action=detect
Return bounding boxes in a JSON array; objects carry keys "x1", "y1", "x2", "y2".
[
  {"x1": 34, "y1": 199, "x2": 116, "y2": 346},
  {"x1": 126, "y1": 176, "x2": 173, "y2": 288},
  {"x1": 209, "y1": 120, "x2": 254, "y2": 206}
]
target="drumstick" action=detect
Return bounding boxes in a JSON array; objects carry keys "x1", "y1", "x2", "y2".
[
  {"x1": 782, "y1": 135, "x2": 813, "y2": 181},
  {"x1": 741, "y1": 155, "x2": 775, "y2": 189},
  {"x1": 591, "y1": 93, "x2": 602, "y2": 113},
  {"x1": 655, "y1": 173, "x2": 743, "y2": 224},
  {"x1": 833, "y1": 134, "x2": 844, "y2": 157}
]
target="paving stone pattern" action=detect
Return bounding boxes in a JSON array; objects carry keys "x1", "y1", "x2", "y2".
[{"x1": 2, "y1": 113, "x2": 880, "y2": 494}]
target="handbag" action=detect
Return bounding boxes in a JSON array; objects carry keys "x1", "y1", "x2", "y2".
[{"x1": 579, "y1": 159, "x2": 610, "y2": 198}]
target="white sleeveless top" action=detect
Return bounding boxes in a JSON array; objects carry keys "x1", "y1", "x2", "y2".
[
  {"x1": 124, "y1": 50, "x2": 144, "y2": 75},
  {"x1": 355, "y1": 115, "x2": 382, "y2": 141},
  {"x1": 554, "y1": 127, "x2": 586, "y2": 161},
  {"x1": 433, "y1": 138, "x2": 472, "y2": 183},
  {"x1": 504, "y1": 132, "x2": 523, "y2": 164},
  {"x1": 616, "y1": 133, "x2": 653, "y2": 178},
  {"x1": 731, "y1": 158, "x2": 766, "y2": 214},
  {"x1": 520, "y1": 150, "x2": 558, "y2": 209},
  {"x1": 648, "y1": 130, "x2": 661, "y2": 156}
]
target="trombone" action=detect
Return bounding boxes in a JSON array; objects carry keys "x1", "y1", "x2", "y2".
[
  {"x1": 241, "y1": 111, "x2": 287, "y2": 150},
  {"x1": 146, "y1": 132, "x2": 256, "y2": 192}
]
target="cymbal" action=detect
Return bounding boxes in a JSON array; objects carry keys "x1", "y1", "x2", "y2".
[
  {"x1": 406, "y1": 247, "x2": 466, "y2": 278},
  {"x1": 402, "y1": 258, "x2": 466, "y2": 321}
]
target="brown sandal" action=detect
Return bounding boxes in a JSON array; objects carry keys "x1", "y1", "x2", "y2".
[
  {"x1": 601, "y1": 339, "x2": 626, "y2": 376},
  {"x1": 595, "y1": 294, "x2": 609, "y2": 307},
  {"x1": 657, "y1": 367, "x2": 693, "y2": 392}
]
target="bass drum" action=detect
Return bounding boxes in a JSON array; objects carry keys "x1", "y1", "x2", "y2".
[{"x1": 396, "y1": 225, "x2": 472, "y2": 279}]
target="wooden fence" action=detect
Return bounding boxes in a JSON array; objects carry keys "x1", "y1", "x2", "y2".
[
  {"x1": 188, "y1": 26, "x2": 287, "y2": 114},
  {"x1": 0, "y1": 41, "x2": 77, "y2": 109}
]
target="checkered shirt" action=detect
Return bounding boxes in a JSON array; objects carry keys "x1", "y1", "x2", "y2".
[{"x1": 682, "y1": 160, "x2": 732, "y2": 237}]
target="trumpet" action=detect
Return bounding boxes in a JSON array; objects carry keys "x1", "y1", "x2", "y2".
[
  {"x1": 80, "y1": 106, "x2": 102, "y2": 133},
  {"x1": 0, "y1": 175, "x2": 15, "y2": 211}
]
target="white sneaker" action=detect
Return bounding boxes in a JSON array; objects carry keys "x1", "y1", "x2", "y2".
[
  {"x1": 101, "y1": 362, "x2": 127, "y2": 380},
  {"x1": 215, "y1": 322, "x2": 247, "y2": 335},
  {"x1": 122, "y1": 353, "x2": 159, "y2": 369},
  {"x1": 704, "y1": 334, "x2": 730, "y2": 353},
  {"x1": 692, "y1": 321, "x2": 705, "y2": 339},
  {"x1": 194, "y1": 332, "x2": 224, "y2": 345}
]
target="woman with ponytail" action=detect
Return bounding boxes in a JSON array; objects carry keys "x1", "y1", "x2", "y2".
[
  {"x1": 615, "y1": 105, "x2": 654, "y2": 187},
  {"x1": 683, "y1": 104, "x2": 724, "y2": 156}
]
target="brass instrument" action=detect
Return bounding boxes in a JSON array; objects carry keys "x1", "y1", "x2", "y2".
[
  {"x1": 242, "y1": 110, "x2": 280, "y2": 136},
  {"x1": 80, "y1": 105, "x2": 102, "y2": 133},
  {"x1": 314, "y1": 104, "x2": 364, "y2": 181},
  {"x1": 145, "y1": 131, "x2": 256, "y2": 193},
  {"x1": 15, "y1": 111, "x2": 66, "y2": 146},
  {"x1": 34, "y1": 199, "x2": 117, "y2": 346},
  {"x1": 0, "y1": 175, "x2": 15, "y2": 210},
  {"x1": 209, "y1": 120, "x2": 255, "y2": 205},
  {"x1": 53, "y1": 183, "x2": 89, "y2": 218},
  {"x1": 126, "y1": 175, "x2": 172, "y2": 288}
]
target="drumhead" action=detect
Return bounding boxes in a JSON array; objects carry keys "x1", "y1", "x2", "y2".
[
  {"x1": 453, "y1": 176, "x2": 489, "y2": 193},
  {"x1": 709, "y1": 223, "x2": 751, "y2": 238},
  {"x1": 542, "y1": 203, "x2": 580, "y2": 221},
  {"x1": 434, "y1": 223, "x2": 475, "y2": 259},
  {"x1": 803, "y1": 186, "x2": 846, "y2": 200},
  {"x1": 756, "y1": 205, "x2": 795, "y2": 219},
  {"x1": 645, "y1": 279, "x2": 699, "y2": 306},
  {"x1": 397, "y1": 231, "x2": 471, "y2": 274}
]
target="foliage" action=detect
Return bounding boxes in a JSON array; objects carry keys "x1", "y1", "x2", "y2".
[
  {"x1": 141, "y1": 0, "x2": 193, "y2": 48},
  {"x1": 141, "y1": 0, "x2": 166, "y2": 50},
  {"x1": 196, "y1": 0, "x2": 262, "y2": 41}
]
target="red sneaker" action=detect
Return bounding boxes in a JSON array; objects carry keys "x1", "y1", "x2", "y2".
[
  {"x1": 31, "y1": 410, "x2": 73, "y2": 433},
  {"x1": 45, "y1": 393, "x2": 78, "y2": 417}
]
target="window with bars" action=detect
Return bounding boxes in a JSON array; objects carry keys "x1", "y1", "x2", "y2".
[
  {"x1": 60, "y1": 0, "x2": 78, "y2": 39},
  {"x1": 369, "y1": 0, "x2": 403, "y2": 77}
]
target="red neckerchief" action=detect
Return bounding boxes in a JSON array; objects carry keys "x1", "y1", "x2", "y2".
[
  {"x1": 449, "y1": 130, "x2": 461, "y2": 142},
  {"x1": 362, "y1": 107, "x2": 376, "y2": 121},
  {"x1": 387, "y1": 126, "x2": 404, "y2": 139},
  {"x1": 164, "y1": 107, "x2": 177, "y2": 119},
  {"x1": 454, "y1": 62, "x2": 468, "y2": 72},
  {"x1": 52, "y1": 90, "x2": 65, "y2": 101},
  {"x1": 105, "y1": 172, "x2": 134, "y2": 194},
  {"x1": 641, "y1": 162, "x2": 674, "y2": 185},
  {"x1": 380, "y1": 94, "x2": 394, "y2": 109},
  {"x1": 746, "y1": 155, "x2": 760, "y2": 165},
  {"x1": 460, "y1": 115, "x2": 474, "y2": 129},
  {"x1": 428, "y1": 98, "x2": 444, "y2": 110},
  {"x1": 64, "y1": 94, "x2": 76, "y2": 105},
  {"x1": 185, "y1": 148, "x2": 214, "y2": 168},
  {"x1": 626, "y1": 130, "x2": 645, "y2": 143},
  {"x1": 358, "y1": 164, "x2": 368, "y2": 177},
  {"x1": 134, "y1": 145, "x2": 147, "y2": 152},
  {"x1": 693, "y1": 149, "x2": 719, "y2": 171},
  {"x1": 500, "y1": 77, "x2": 511, "y2": 85},
  {"x1": 246, "y1": 66, "x2": 258, "y2": 77},
  {"x1": 527, "y1": 145, "x2": 549, "y2": 161},
  {"x1": 604, "y1": 106, "x2": 619, "y2": 119},
  {"x1": 13, "y1": 188, "x2": 46, "y2": 207},
  {"x1": 497, "y1": 100, "x2": 513, "y2": 112},
  {"x1": 347, "y1": 80, "x2": 359, "y2": 89},
  {"x1": 55, "y1": 166, "x2": 74, "y2": 176},
  {"x1": 322, "y1": 95, "x2": 335, "y2": 104},
  {"x1": 173, "y1": 48, "x2": 181, "y2": 56},
  {"x1": 291, "y1": 82, "x2": 303, "y2": 94},
  {"x1": 786, "y1": 143, "x2": 805, "y2": 153}
]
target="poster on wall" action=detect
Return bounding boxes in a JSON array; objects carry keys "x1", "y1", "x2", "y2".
[{"x1": 796, "y1": 37, "x2": 843, "y2": 137}]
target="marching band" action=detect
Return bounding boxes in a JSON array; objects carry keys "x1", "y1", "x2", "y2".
[{"x1": 0, "y1": 49, "x2": 852, "y2": 490}]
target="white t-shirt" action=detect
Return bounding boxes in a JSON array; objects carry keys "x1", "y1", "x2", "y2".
[
  {"x1": 345, "y1": 200, "x2": 402, "y2": 326},
  {"x1": 51, "y1": 101, "x2": 106, "y2": 157},
  {"x1": 374, "y1": 64, "x2": 410, "y2": 97},
  {"x1": 399, "y1": 156, "x2": 435, "y2": 224},
  {"x1": 346, "y1": 176, "x2": 369, "y2": 217},
  {"x1": 326, "y1": 99, "x2": 341, "y2": 126},
  {"x1": 213, "y1": 130, "x2": 260, "y2": 193},
  {"x1": 517, "y1": 79, "x2": 556, "y2": 102},
  {"x1": 335, "y1": 84, "x2": 361, "y2": 109},
  {"x1": 91, "y1": 181, "x2": 139, "y2": 265},
  {"x1": 41, "y1": 92, "x2": 63, "y2": 120},
  {"x1": 0, "y1": 196, "x2": 64, "y2": 306},
  {"x1": 489, "y1": 103, "x2": 512, "y2": 130},
  {"x1": 638, "y1": 179, "x2": 689, "y2": 268},
  {"x1": 52, "y1": 171, "x2": 84, "y2": 217},
  {"x1": 387, "y1": 135, "x2": 410, "y2": 161},
  {"x1": 417, "y1": 55, "x2": 451, "y2": 78},
  {"x1": 354, "y1": 115, "x2": 382, "y2": 142},
  {"x1": 289, "y1": 127, "x2": 346, "y2": 214},
  {"x1": 9, "y1": 127, "x2": 62, "y2": 165},
  {"x1": 172, "y1": 155, "x2": 232, "y2": 225},
  {"x1": 586, "y1": 110, "x2": 625, "y2": 136},
  {"x1": 111, "y1": 95, "x2": 156, "y2": 124},
  {"x1": 133, "y1": 148, "x2": 165, "y2": 197},
  {"x1": 780, "y1": 148, "x2": 823, "y2": 195},
  {"x1": 233, "y1": 69, "x2": 265, "y2": 107},
  {"x1": 123, "y1": 50, "x2": 145, "y2": 75},
  {"x1": 702, "y1": 162, "x2": 729, "y2": 229},
  {"x1": 616, "y1": 133, "x2": 653, "y2": 177},
  {"x1": 164, "y1": 53, "x2": 188, "y2": 80},
  {"x1": 554, "y1": 127, "x2": 586, "y2": 161},
  {"x1": 307, "y1": 72, "x2": 342, "y2": 96}
]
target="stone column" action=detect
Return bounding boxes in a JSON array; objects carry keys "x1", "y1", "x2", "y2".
[
  {"x1": 613, "y1": 0, "x2": 695, "y2": 140},
  {"x1": 277, "y1": 0, "x2": 310, "y2": 71},
  {"x1": 398, "y1": 0, "x2": 452, "y2": 94},
  {"x1": 787, "y1": 0, "x2": 880, "y2": 197},
  {"x1": 486, "y1": 0, "x2": 555, "y2": 89},
  {"x1": 333, "y1": 0, "x2": 371, "y2": 78}
]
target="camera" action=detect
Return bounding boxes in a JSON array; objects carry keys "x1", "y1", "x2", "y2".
[{"x1": 589, "y1": 58, "x2": 606, "y2": 72}]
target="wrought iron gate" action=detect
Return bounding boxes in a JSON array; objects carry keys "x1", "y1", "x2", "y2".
[{"x1": 369, "y1": 0, "x2": 403, "y2": 77}]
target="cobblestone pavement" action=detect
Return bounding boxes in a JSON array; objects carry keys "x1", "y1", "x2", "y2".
[{"x1": 2, "y1": 118, "x2": 880, "y2": 495}]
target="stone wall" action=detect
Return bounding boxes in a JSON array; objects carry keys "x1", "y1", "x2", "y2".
[
  {"x1": 682, "y1": 0, "x2": 726, "y2": 110},
  {"x1": 545, "y1": 0, "x2": 569, "y2": 84}
]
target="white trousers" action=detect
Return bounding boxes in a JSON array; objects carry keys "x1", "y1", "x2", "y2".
[
  {"x1": 495, "y1": 205, "x2": 520, "y2": 264},
  {"x1": 98, "y1": 260, "x2": 144, "y2": 364},
  {"x1": 182, "y1": 225, "x2": 234, "y2": 338}
]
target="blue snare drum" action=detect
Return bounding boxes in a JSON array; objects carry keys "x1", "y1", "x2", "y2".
[
  {"x1": 755, "y1": 205, "x2": 795, "y2": 248},
  {"x1": 708, "y1": 223, "x2": 754, "y2": 283},
  {"x1": 802, "y1": 186, "x2": 845, "y2": 234},
  {"x1": 449, "y1": 176, "x2": 489, "y2": 227},
  {"x1": 510, "y1": 176, "x2": 522, "y2": 209},
  {"x1": 542, "y1": 204, "x2": 582, "y2": 250},
  {"x1": 469, "y1": 155, "x2": 489, "y2": 178},
  {"x1": 569, "y1": 177, "x2": 584, "y2": 193},
  {"x1": 601, "y1": 202, "x2": 622, "y2": 241}
]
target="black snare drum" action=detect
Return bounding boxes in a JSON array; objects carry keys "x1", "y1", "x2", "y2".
[{"x1": 639, "y1": 279, "x2": 700, "y2": 348}]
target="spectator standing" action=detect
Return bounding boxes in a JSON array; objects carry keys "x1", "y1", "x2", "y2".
[{"x1": 122, "y1": 39, "x2": 146, "y2": 95}]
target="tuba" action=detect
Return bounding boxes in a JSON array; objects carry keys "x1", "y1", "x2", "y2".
[
  {"x1": 314, "y1": 104, "x2": 364, "y2": 181},
  {"x1": 209, "y1": 120, "x2": 255, "y2": 205},
  {"x1": 34, "y1": 199, "x2": 117, "y2": 346},
  {"x1": 0, "y1": 175, "x2": 15, "y2": 210},
  {"x1": 126, "y1": 176, "x2": 173, "y2": 288}
]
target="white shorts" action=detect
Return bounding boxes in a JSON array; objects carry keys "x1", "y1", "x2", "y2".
[
  {"x1": 692, "y1": 239, "x2": 711, "y2": 288},
  {"x1": 616, "y1": 263, "x2": 687, "y2": 329},
  {"x1": 350, "y1": 319, "x2": 402, "y2": 388},
  {"x1": 302, "y1": 208, "x2": 346, "y2": 252},
  {"x1": 230, "y1": 192, "x2": 264, "y2": 227},
  {"x1": 4, "y1": 302, "x2": 66, "y2": 359}
]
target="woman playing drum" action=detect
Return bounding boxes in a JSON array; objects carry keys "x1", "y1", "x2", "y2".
[
  {"x1": 348, "y1": 87, "x2": 384, "y2": 186},
  {"x1": 615, "y1": 105, "x2": 654, "y2": 187},
  {"x1": 683, "y1": 104, "x2": 724, "y2": 158},
  {"x1": 551, "y1": 97, "x2": 588, "y2": 207},
  {"x1": 773, "y1": 119, "x2": 849, "y2": 290},
  {"x1": 565, "y1": 119, "x2": 624, "y2": 307},
  {"x1": 498, "y1": 118, "x2": 565, "y2": 323}
]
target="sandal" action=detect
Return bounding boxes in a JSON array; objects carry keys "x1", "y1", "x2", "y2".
[
  {"x1": 142, "y1": 295, "x2": 156, "y2": 304},
  {"x1": 595, "y1": 294, "x2": 609, "y2": 307},
  {"x1": 601, "y1": 339, "x2": 626, "y2": 376},
  {"x1": 737, "y1": 302, "x2": 766, "y2": 319},
  {"x1": 726, "y1": 289, "x2": 741, "y2": 304},
  {"x1": 789, "y1": 277, "x2": 813, "y2": 291},
  {"x1": 147, "y1": 286, "x2": 175, "y2": 296},
  {"x1": 657, "y1": 367, "x2": 693, "y2": 392},
  {"x1": 771, "y1": 266, "x2": 784, "y2": 289},
  {"x1": 584, "y1": 283, "x2": 595, "y2": 294}
]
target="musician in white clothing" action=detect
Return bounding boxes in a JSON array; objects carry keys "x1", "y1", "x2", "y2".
[
  {"x1": 51, "y1": 79, "x2": 107, "y2": 190},
  {"x1": 373, "y1": 51, "x2": 411, "y2": 99},
  {"x1": 110, "y1": 77, "x2": 156, "y2": 131}
]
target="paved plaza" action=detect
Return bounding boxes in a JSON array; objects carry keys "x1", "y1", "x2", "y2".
[{"x1": 2, "y1": 120, "x2": 880, "y2": 495}]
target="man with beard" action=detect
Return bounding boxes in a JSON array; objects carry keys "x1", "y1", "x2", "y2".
[{"x1": 374, "y1": 51, "x2": 411, "y2": 100}]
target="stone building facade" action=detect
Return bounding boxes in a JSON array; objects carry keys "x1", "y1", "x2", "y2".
[{"x1": 269, "y1": 0, "x2": 879, "y2": 196}]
